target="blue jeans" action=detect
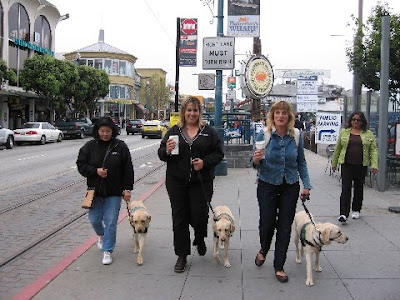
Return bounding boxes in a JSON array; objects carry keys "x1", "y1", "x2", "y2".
[
  {"x1": 88, "y1": 196, "x2": 122, "y2": 252},
  {"x1": 257, "y1": 179, "x2": 299, "y2": 271}
]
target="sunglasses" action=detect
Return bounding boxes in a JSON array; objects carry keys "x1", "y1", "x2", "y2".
[{"x1": 351, "y1": 118, "x2": 362, "y2": 122}]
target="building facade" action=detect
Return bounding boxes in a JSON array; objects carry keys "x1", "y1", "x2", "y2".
[
  {"x1": 63, "y1": 29, "x2": 142, "y2": 121},
  {"x1": 0, "y1": 0, "x2": 66, "y2": 129}
]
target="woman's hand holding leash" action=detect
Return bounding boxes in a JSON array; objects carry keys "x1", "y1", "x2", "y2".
[
  {"x1": 122, "y1": 190, "x2": 131, "y2": 202},
  {"x1": 300, "y1": 189, "x2": 311, "y2": 202},
  {"x1": 192, "y1": 158, "x2": 203, "y2": 171},
  {"x1": 97, "y1": 167, "x2": 107, "y2": 178},
  {"x1": 253, "y1": 150, "x2": 264, "y2": 165}
]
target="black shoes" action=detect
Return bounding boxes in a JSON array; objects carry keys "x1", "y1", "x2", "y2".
[
  {"x1": 196, "y1": 240, "x2": 207, "y2": 256},
  {"x1": 174, "y1": 256, "x2": 187, "y2": 273}
]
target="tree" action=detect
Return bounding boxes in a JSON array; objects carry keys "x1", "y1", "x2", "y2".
[
  {"x1": 20, "y1": 54, "x2": 61, "y2": 122},
  {"x1": 74, "y1": 66, "x2": 109, "y2": 118},
  {"x1": 346, "y1": 3, "x2": 400, "y2": 106},
  {"x1": 142, "y1": 74, "x2": 172, "y2": 119},
  {"x1": 0, "y1": 59, "x2": 17, "y2": 87}
]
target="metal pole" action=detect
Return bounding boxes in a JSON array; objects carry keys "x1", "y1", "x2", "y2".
[
  {"x1": 365, "y1": 90, "x2": 371, "y2": 126},
  {"x1": 377, "y1": 15, "x2": 390, "y2": 192},
  {"x1": 175, "y1": 18, "x2": 180, "y2": 112},
  {"x1": 214, "y1": 0, "x2": 227, "y2": 176},
  {"x1": 352, "y1": 0, "x2": 363, "y2": 112}
]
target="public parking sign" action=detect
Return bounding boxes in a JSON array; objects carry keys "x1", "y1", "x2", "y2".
[
  {"x1": 202, "y1": 37, "x2": 235, "y2": 70},
  {"x1": 315, "y1": 112, "x2": 341, "y2": 144}
]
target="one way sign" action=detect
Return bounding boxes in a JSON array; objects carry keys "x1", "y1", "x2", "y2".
[{"x1": 315, "y1": 112, "x2": 341, "y2": 144}]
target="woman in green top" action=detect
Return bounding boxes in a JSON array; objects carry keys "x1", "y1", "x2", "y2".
[{"x1": 331, "y1": 111, "x2": 378, "y2": 223}]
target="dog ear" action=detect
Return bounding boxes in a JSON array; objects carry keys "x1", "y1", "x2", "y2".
[
  {"x1": 322, "y1": 228, "x2": 331, "y2": 244},
  {"x1": 230, "y1": 224, "x2": 235, "y2": 233},
  {"x1": 147, "y1": 214, "x2": 152, "y2": 222}
]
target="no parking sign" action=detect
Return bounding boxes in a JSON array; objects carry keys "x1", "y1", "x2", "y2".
[{"x1": 316, "y1": 112, "x2": 341, "y2": 144}]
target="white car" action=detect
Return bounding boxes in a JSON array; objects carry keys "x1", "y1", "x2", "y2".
[
  {"x1": 0, "y1": 125, "x2": 14, "y2": 149},
  {"x1": 14, "y1": 122, "x2": 63, "y2": 145}
]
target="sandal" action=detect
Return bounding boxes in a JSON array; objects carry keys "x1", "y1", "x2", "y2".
[
  {"x1": 275, "y1": 270, "x2": 289, "y2": 283},
  {"x1": 254, "y1": 249, "x2": 266, "y2": 267}
]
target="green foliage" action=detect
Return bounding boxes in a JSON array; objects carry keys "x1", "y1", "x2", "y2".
[
  {"x1": 146, "y1": 74, "x2": 173, "y2": 118},
  {"x1": 19, "y1": 54, "x2": 109, "y2": 119},
  {"x1": 346, "y1": 2, "x2": 400, "y2": 100},
  {"x1": 0, "y1": 59, "x2": 17, "y2": 86}
]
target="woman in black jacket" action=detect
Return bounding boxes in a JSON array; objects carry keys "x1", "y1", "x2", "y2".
[
  {"x1": 158, "y1": 97, "x2": 224, "y2": 273},
  {"x1": 77, "y1": 117, "x2": 134, "y2": 265}
]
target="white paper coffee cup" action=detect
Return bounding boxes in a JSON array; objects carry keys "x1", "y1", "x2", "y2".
[
  {"x1": 255, "y1": 140, "x2": 266, "y2": 151},
  {"x1": 169, "y1": 135, "x2": 179, "y2": 155}
]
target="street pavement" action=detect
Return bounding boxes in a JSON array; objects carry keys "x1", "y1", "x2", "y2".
[{"x1": 12, "y1": 150, "x2": 400, "y2": 300}]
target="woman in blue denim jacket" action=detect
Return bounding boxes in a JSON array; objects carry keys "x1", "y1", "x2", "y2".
[{"x1": 252, "y1": 101, "x2": 312, "y2": 283}]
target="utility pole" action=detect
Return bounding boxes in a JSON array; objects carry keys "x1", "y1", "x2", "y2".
[
  {"x1": 213, "y1": 0, "x2": 227, "y2": 176},
  {"x1": 251, "y1": 37, "x2": 262, "y2": 121},
  {"x1": 352, "y1": 0, "x2": 363, "y2": 112}
]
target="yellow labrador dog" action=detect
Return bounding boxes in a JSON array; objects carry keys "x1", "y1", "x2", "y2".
[
  {"x1": 293, "y1": 211, "x2": 348, "y2": 286},
  {"x1": 212, "y1": 205, "x2": 235, "y2": 268},
  {"x1": 128, "y1": 201, "x2": 151, "y2": 265}
]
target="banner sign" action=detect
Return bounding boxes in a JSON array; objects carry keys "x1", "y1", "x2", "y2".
[
  {"x1": 315, "y1": 112, "x2": 341, "y2": 144},
  {"x1": 227, "y1": 0, "x2": 260, "y2": 37},
  {"x1": 179, "y1": 18, "x2": 198, "y2": 67},
  {"x1": 227, "y1": 76, "x2": 236, "y2": 89},
  {"x1": 297, "y1": 75, "x2": 318, "y2": 113}
]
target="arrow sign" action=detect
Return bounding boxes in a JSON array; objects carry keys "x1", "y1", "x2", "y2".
[{"x1": 318, "y1": 129, "x2": 335, "y2": 140}]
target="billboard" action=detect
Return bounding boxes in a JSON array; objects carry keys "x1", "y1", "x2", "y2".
[{"x1": 227, "y1": 0, "x2": 260, "y2": 37}]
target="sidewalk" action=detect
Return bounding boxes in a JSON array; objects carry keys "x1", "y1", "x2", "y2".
[{"x1": 15, "y1": 151, "x2": 400, "y2": 300}]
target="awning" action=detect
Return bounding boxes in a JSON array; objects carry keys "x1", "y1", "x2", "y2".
[{"x1": 105, "y1": 98, "x2": 135, "y2": 104}]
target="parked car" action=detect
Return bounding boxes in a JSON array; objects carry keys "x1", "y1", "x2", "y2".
[
  {"x1": 142, "y1": 120, "x2": 168, "y2": 139},
  {"x1": 14, "y1": 122, "x2": 63, "y2": 145},
  {"x1": 55, "y1": 117, "x2": 93, "y2": 139},
  {"x1": 0, "y1": 125, "x2": 14, "y2": 149},
  {"x1": 126, "y1": 119, "x2": 145, "y2": 135}
]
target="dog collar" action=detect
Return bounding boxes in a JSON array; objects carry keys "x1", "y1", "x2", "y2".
[
  {"x1": 129, "y1": 206, "x2": 146, "y2": 214},
  {"x1": 216, "y1": 213, "x2": 234, "y2": 224}
]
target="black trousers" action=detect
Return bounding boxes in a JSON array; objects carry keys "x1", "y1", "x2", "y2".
[
  {"x1": 340, "y1": 164, "x2": 367, "y2": 217},
  {"x1": 166, "y1": 179, "x2": 213, "y2": 257},
  {"x1": 257, "y1": 179, "x2": 299, "y2": 271}
]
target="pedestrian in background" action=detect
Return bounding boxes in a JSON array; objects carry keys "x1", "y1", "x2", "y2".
[
  {"x1": 158, "y1": 97, "x2": 224, "y2": 273},
  {"x1": 77, "y1": 117, "x2": 134, "y2": 265},
  {"x1": 252, "y1": 100, "x2": 312, "y2": 283},
  {"x1": 331, "y1": 111, "x2": 378, "y2": 223},
  {"x1": 294, "y1": 113, "x2": 305, "y2": 131}
]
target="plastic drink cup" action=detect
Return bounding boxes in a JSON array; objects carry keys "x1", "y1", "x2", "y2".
[
  {"x1": 255, "y1": 140, "x2": 266, "y2": 152},
  {"x1": 169, "y1": 135, "x2": 179, "y2": 155}
]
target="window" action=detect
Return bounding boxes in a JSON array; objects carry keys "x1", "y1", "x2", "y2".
[
  {"x1": 94, "y1": 59, "x2": 103, "y2": 69},
  {"x1": 87, "y1": 59, "x2": 94, "y2": 67},
  {"x1": 119, "y1": 61, "x2": 126, "y2": 75},
  {"x1": 119, "y1": 86, "x2": 126, "y2": 98},
  {"x1": 104, "y1": 59, "x2": 111, "y2": 74},
  {"x1": 79, "y1": 59, "x2": 86, "y2": 66},
  {"x1": 8, "y1": 3, "x2": 30, "y2": 86},
  {"x1": 112, "y1": 60, "x2": 119, "y2": 74},
  {"x1": 34, "y1": 16, "x2": 51, "y2": 49}
]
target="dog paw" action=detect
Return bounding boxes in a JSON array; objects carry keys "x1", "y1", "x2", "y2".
[
  {"x1": 224, "y1": 261, "x2": 231, "y2": 268},
  {"x1": 315, "y1": 266, "x2": 322, "y2": 272},
  {"x1": 133, "y1": 249, "x2": 138, "y2": 254},
  {"x1": 306, "y1": 279, "x2": 314, "y2": 286},
  {"x1": 214, "y1": 255, "x2": 221, "y2": 262},
  {"x1": 296, "y1": 258, "x2": 301, "y2": 264},
  {"x1": 136, "y1": 257, "x2": 143, "y2": 265}
]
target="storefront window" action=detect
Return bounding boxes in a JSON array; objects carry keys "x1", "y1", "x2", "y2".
[{"x1": 94, "y1": 59, "x2": 103, "y2": 69}]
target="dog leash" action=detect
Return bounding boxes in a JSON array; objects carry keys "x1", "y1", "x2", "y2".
[
  {"x1": 300, "y1": 194, "x2": 316, "y2": 228},
  {"x1": 196, "y1": 170, "x2": 218, "y2": 221}
]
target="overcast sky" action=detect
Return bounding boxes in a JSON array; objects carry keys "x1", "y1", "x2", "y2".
[{"x1": 50, "y1": 0, "x2": 400, "y2": 99}]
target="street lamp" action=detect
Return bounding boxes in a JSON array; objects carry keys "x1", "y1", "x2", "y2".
[{"x1": 145, "y1": 79, "x2": 151, "y2": 119}]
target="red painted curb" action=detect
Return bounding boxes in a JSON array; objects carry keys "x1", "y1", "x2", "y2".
[{"x1": 12, "y1": 177, "x2": 166, "y2": 300}]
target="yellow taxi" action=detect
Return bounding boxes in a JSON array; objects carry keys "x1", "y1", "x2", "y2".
[{"x1": 142, "y1": 120, "x2": 168, "y2": 139}]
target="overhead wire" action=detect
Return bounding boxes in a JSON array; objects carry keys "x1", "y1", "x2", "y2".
[{"x1": 142, "y1": 0, "x2": 175, "y2": 47}]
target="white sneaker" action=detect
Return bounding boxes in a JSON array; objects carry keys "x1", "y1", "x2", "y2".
[
  {"x1": 352, "y1": 211, "x2": 360, "y2": 219},
  {"x1": 338, "y1": 215, "x2": 347, "y2": 223},
  {"x1": 102, "y1": 251, "x2": 112, "y2": 265},
  {"x1": 97, "y1": 236, "x2": 103, "y2": 250}
]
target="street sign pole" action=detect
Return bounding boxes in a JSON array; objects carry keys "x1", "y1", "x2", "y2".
[
  {"x1": 175, "y1": 18, "x2": 180, "y2": 112},
  {"x1": 214, "y1": 0, "x2": 227, "y2": 176}
]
